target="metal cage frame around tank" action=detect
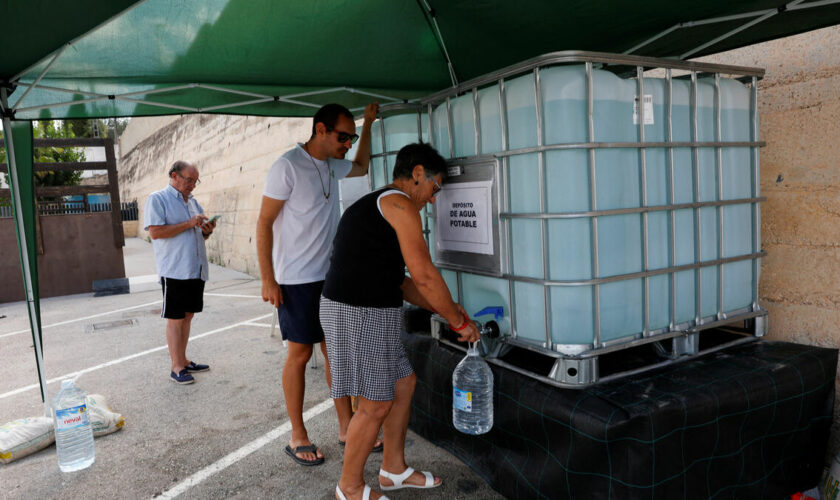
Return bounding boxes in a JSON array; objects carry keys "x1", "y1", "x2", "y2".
[{"x1": 365, "y1": 51, "x2": 767, "y2": 387}]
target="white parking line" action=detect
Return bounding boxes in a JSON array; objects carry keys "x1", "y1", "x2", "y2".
[
  {"x1": 0, "y1": 300, "x2": 163, "y2": 340},
  {"x1": 158, "y1": 398, "x2": 334, "y2": 499},
  {"x1": 204, "y1": 293, "x2": 262, "y2": 299},
  {"x1": 0, "y1": 313, "x2": 273, "y2": 400},
  {"x1": 243, "y1": 322, "x2": 273, "y2": 328},
  {"x1": 1, "y1": 293, "x2": 263, "y2": 340}
]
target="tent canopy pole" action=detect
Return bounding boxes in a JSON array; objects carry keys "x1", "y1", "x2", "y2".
[{"x1": 1, "y1": 88, "x2": 49, "y2": 416}]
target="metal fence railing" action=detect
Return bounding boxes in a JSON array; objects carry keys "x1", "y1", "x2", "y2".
[
  {"x1": 120, "y1": 201, "x2": 139, "y2": 221},
  {"x1": 0, "y1": 200, "x2": 138, "y2": 220},
  {"x1": 39, "y1": 201, "x2": 87, "y2": 215}
]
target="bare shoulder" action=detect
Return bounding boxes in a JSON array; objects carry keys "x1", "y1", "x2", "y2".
[
  {"x1": 380, "y1": 192, "x2": 418, "y2": 227},
  {"x1": 380, "y1": 192, "x2": 411, "y2": 211}
]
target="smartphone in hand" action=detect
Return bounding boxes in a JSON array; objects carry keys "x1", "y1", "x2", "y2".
[{"x1": 209, "y1": 215, "x2": 221, "y2": 223}]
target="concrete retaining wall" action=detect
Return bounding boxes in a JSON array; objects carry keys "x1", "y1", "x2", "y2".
[
  {"x1": 122, "y1": 220, "x2": 138, "y2": 238},
  {"x1": 118, "y1": 114, "x2": 310, "y2": 276}
]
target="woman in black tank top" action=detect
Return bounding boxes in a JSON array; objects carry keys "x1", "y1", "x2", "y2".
[{"x1": 321, "y1": 143, "x2": 481, "y2": 499}]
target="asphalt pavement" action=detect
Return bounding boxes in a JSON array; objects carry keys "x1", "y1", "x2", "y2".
[{"x1": 0, "y1": 237, "x2": 503, "y2": 499}]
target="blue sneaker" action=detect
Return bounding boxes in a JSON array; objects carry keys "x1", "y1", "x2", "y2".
[
  {"x1": 170, "y1": 369, "x2": 195, "y2": 384},
  {"x1": 185, "y1": 361, "x2": 210, "y2": 372}
]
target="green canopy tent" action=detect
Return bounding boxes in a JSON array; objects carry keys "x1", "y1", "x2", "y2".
[{"x1": 3, "y1": 0, "x2": 840, "y2": 415}]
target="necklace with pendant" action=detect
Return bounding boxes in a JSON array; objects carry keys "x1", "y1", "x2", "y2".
[{"x1": 304, "y1": 144, "x2": 331, "y2": 203}]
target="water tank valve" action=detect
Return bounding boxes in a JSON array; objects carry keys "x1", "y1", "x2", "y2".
[
  {"x1": 473, "y1": 306, "x2": 507, "y2": 339},
  {"x1": 478, "y1": 320, "x2": 500, "y2": 339}
]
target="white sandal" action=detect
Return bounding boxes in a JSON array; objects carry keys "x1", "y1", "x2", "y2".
[
  {"x1": 378, "y1": 466, "x2": 441, "y2": 491},
  {"x1": 335, "y1": 484, "x2": 389, "y2": 500}
]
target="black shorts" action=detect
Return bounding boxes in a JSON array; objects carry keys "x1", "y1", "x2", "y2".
[
  {"x1": 277, "y1": 281, "x2": 325, "y2": 344},
  {"x1": 160, "y1": 277, "x2": 205, "y2": 319}
]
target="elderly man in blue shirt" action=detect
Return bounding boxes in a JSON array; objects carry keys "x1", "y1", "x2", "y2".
[{"x1": 144, "y1": 160, "x2": 217, "y2": 384}]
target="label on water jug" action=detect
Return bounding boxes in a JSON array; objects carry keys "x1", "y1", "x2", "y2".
[
  {"x1": 55, "y1": 404, "x2": 89, "y2": 431},
  {"x1": 453, "y1": 387, "x2": 472, "y2": 412},
  {"x1": 822, "y1": 453, "x2": 840, "y2": 500}
]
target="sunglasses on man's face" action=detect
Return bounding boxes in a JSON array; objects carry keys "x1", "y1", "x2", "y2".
[{"x1": 329, "y1": 129, "x2": 360, "y2": 145}]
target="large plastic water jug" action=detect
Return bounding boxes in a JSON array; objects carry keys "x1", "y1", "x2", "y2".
[
  {"x1": 52, "y1": 379, "x2": 95, "y2": 472},
  {"x1": 452, "y1": 341, "x2": 494, "y2": 435}
]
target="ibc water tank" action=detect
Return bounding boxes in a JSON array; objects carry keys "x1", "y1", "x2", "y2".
[{"x1": 368, "y1": 60, "x2": 758, "y2": 356}]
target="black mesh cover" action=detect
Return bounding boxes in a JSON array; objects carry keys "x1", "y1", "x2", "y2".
[{"x1": 404, "y1": 333, "x2": 837, "y2": 499}]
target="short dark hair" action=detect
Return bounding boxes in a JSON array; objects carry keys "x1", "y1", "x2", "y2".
[
  {"x1": 311, "y1": 103, "x2": 354, "y2": 137},
  {"x1": 168, "y1": 160, "x2": 193, "y2": 176},
  {"x1": 392, "y1": 143, "x2": 447, "y2": 181}
]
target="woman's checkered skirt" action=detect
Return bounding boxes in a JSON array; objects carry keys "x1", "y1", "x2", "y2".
[{"x1": 319, "y1": 296, "x2": 414, "y2": 401}]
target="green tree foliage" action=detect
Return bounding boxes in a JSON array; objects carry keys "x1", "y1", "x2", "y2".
[
  {"x1": 0, "y1": 120, "x2": 86, "y2": 187},
  {"x1": 32, "y1": 121, "x2": 85, "y2": 187},
  {"x1": 65, "y1": 119, "x2": 94, "y2": 139},
  {"x1": 66, "y1": 118, "x2": 129, "y2": 139}
]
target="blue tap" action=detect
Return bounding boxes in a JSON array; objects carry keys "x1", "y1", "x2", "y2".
[{"x1": 473, "y1": 306, "x2": 504, "y2": 321}]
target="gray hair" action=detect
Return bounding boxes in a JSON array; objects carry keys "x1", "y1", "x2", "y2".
[{"x1": 168, "y1": 160, "x2": 194, "y2": 176}]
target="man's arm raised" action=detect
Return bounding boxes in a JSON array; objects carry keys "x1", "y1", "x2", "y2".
[{"x1": 348, "y1": 102, "x2": 379, "y2": 178}]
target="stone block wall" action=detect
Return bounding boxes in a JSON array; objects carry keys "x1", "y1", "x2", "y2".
[{"x1": 118, "y1": 114, "x2": 310, "y2": 278}]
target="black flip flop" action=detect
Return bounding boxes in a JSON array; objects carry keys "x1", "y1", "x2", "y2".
[
  {"x1": 338, "y1": 439, "x2": 384, "y2": 453},
  {"x1": 284, "y1": 444, "x2": 324, "y2": 466}
]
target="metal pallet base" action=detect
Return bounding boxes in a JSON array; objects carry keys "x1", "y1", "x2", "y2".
[{"x1": 430, "y1": 312, "x2": 768, "y2": 389}]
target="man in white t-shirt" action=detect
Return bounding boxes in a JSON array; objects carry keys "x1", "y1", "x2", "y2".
[{"x1": 257, "y1": 102, "x2": 378, "y2": 466}]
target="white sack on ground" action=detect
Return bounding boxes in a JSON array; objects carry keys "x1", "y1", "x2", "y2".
[
  {"x1": 0, "y1": 417, "x2": 55, "y2": 464},
  {"x1": 86, "y1": 394, "x2": 125, "y2": 437},
  {"x1": 0, "y1": 393, "x2": 124, "y2": 465}
]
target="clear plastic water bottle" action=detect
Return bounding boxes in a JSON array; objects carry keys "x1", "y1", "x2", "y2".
[
  {"x1": 821, "y1": 452, "x2": 840, "y2": 500},
  {"x1": 52, "y1": 379, "x2": 95, "y2": 472},
  {"x1": 452, "y1": 341, "x2": 494, "y2": 435}
]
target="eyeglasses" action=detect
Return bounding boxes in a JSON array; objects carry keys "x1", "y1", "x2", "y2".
[
  {"x1": 177, "y1": 172, "x2": 201, "y2": 185},
  {"x1": 329, "y1": 129, "x2": 360, "y2": 145},
  {"x1": 431, "y1": 178, "x2": 442, "y2": 194}
]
